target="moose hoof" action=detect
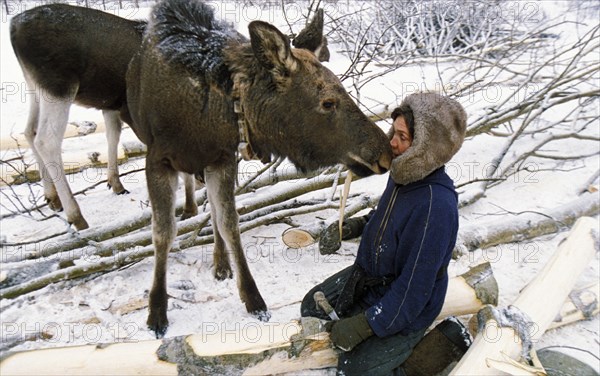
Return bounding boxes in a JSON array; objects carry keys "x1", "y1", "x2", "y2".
[
  {"x1": 180, "y1": 209, "x2": 198, "y2": 220},
  {"x1": 253, "y1": 309, "x2": 271, "y2": 322},
  {"x1": 46, "y1": 196, "x2": 63, "y2": 212},
  {"x1": 70, "y1": 216, "x2": 90, "y2": 231},
  {"x1": 147, "y1": 310, "x2": 169, "y2": 339},
  {"x1": 107, "y1": 180, "x2": 129, "y2": 195},
  {"x1": 214, "y1": 265, "x2": 233, "y2": 281},
  {"x1": 115, "y1": 187, "x2": 130, "y2": 195},
  {"x1": 245, "y1": 296, "x2": 269, "y2": 322}
]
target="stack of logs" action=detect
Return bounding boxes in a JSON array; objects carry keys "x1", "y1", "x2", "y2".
[{"x1": 2, "y1": 217, "x2": 598, "y2": 375}]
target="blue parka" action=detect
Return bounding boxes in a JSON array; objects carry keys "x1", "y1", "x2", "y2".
[{"x1": 356, "y1": 166, "x2": 459, "y2": 338}]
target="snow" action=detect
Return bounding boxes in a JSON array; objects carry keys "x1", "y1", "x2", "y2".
[{"x1": 0, "y1": 1, "x2": 599, "y2": 374}]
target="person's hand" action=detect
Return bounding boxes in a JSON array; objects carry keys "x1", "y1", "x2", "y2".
[
  {"x1": 319, "y1": 222, "x2": 342, "y2": 255},
  {"x1": 328, "y1": 313, "x2": 374, "y2": 351}
]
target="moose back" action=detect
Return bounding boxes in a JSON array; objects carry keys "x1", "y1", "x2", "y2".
[{"x1": 126, "y1": 0, "x2": 392, "y2": 337}]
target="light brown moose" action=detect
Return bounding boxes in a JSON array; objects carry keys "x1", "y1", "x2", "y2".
[{"x1": 126, "y1": 0, "x2": 392, "y2": 337}]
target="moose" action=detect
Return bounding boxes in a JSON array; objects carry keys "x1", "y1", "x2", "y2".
[
  {"x1": 8, "y1": 4, "x2": 329, "y2": 230},
  {"x1": 126, "y1": 0, "x2": 393, "y2": 337},
  {"x1": 9, "y1": 4, "x2": 149, "y2": 230}
]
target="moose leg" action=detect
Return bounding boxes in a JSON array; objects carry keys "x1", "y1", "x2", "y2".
[
  {"x1": 102, "y1": 110, "x2": 128, "y2": 195},
  {"x1": 22, "y1": 79, "x2": 62, "y2": 211},
  {"x1": 145, "y1": 152, "x2": 178, "y2": 338},
  {"x1": 180, "y1": 173, "x2": 198, "y2": 220},
  {"x1": 23, "y1": 92, "x2": 60, "y2": 209},
  {"x1": 36, "y1": 92, "x2": 89, "y2": 230},
  {"x1": 212, "y1": 218, "x2": 233, "y2": 280},
  {"x1": 204, "y1": 162, "x2": 269, "y2": 321}
]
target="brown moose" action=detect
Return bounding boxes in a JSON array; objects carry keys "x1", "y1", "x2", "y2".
[{"x1": 126, "y1": 0, "x2": 392, "y2": 337}]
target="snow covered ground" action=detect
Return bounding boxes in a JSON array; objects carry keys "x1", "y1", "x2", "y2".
[{"x1": 0, "y1": 0, "x2": 598, "y2": 374}]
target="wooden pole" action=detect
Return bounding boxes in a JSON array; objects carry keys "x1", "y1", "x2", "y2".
[{"x1": 450, "y1": 216, "x2": 599, "y2": 376}]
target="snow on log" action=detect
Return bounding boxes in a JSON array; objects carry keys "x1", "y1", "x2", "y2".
[
  {"x1": 450, "y1": 216, "x2": 599, "y2": 376},
  {"x1": 455, "y1": 192, "x2": 599, "y2": 255}
]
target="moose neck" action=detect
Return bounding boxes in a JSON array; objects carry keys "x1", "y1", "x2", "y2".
[{"x1": 227, "y1": 46, "x2": 287, "y2": 164}]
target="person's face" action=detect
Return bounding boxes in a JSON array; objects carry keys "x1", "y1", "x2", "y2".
[{"x1": 390, "y1": 116, "x2": 413, "y2": 157}]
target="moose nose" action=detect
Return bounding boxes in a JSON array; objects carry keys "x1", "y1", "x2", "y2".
[{"x1": 378, "y1": 150, "x2": 392, "y2": 173}]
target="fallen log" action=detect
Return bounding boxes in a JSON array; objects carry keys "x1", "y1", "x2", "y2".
[
  {"x1": 439, "y1": 262, "x2": 498, "y2": 318},
  {"x1": 1, "y1": 170, "x2": 343, "y2": 264},
  {"x1": 0, "y1": 263, "x2": 498, "y2": 374},
  {"x1": 282, "y1": 194, "x2": 379, "y2": 248},
  {"x1": 281, "y1": 191, "x2": 599, "y2": 253},
  {"x1": 0, "y1": 145, "x2": 128, "y2": 186},
  {"x1": 455, "y1": 191, "x2": 599, "y2": 255},
  {"x1": 0, "y1": 322, "x2": 305, "y2": 376},
  {"x1": 0, "y1": 121, "x2": 107, "y2": 151},
  {"x1": 0, "y1": 200, "x2": 340, "y2": 299},
  {"x1": 449, "y1": 216, "x2": 599, "y2": 375}
]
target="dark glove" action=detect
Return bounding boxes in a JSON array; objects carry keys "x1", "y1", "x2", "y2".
[
  {"x1": 328, "y1": 312, "x2": 374, "y2": 352},
  {"x1": 319, "y1": 216, "x2": 368, "y2": 255}
]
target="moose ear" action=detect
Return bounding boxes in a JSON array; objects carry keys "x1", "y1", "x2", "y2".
[
  {"x1": 293, "y1": 9, "x2": 323, "y2": 51},
  {"x1": 249, "y1": 21, "x2": 298, "y2": 73},
  {"x1": 292, "y1": 9, "x2": 329, "y2": 62}
]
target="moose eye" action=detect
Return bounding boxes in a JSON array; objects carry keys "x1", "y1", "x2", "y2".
[{"x1": 321, "y1": 99, "x2": 337, "y2": 111}]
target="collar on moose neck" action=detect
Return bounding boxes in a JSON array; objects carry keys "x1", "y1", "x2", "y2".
[
  {"x1": 232, "y1": 73, "x2": 259, "y2": 162},
  {"x1": 232, "y1": 75, "x2": 272, "y2": 163},
  {"x1": 233, "y1": 100, "x2": 256, "y2": 161}
]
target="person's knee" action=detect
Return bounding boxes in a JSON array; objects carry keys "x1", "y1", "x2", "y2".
[{"x1": 301, "y1": 287, "x2": 322, "y2": 317}]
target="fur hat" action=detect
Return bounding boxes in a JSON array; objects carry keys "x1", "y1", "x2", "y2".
[{"x1": 389, "y1": 93, "x2": 467, "y2": 185}]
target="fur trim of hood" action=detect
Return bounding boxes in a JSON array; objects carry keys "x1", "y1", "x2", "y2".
[{"x1": 389, "y1": 93, "x2": 467, "y2": 185}]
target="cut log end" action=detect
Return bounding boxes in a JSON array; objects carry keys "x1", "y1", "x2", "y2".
[{"x1": 282, "y1": 228, "x2": 316, "y2": 249}]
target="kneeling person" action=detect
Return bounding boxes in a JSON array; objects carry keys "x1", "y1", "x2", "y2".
[{"x1": 301, "y1": 93, "x2": 467, "y2": 375}]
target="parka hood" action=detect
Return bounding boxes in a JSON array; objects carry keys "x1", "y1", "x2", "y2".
[{"x1": 389, "y1": 93, "x2": 467, "y2": 185}]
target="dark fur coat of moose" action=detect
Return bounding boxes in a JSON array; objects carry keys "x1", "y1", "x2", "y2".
[{"x1": 126, "y1": 0, "x2": 392, "y2": 337}]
